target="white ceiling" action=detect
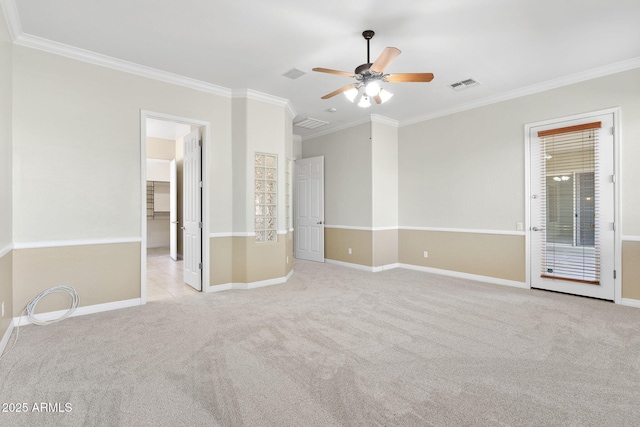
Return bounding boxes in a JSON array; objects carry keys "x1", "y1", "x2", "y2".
[{"x1": 5, "y1": 0, "x2": 640, "y2": 138}]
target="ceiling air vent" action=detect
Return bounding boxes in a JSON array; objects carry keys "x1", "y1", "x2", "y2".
[
  {"x1": 294, "y1": 118, "x2": 329, "y2": 129},
  {"x1": 449, "y1": 78, "x2": 481, "y2": 91},
  {"x1": 283, "y1": 68, "x2": 306, "y2": 80}
]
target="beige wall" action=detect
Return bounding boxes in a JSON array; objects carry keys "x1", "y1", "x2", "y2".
[
  {"x1": 399, "y1": 68, "x2": 640, "y2": 296},
  {"x1": 12, "y1": 243, "x2": 141, "y2": 314},
  {"x1": 622, "y1": 240, "x2": 640, "y2": 300},
  {"x1": 146, "y1": 137, "x2": 176, "y2": 160},
  {"x1": 325, "y1": 228, "x2": 373, "y2": 267},
  {"x1": 399, "y1": 229, "x2": 526, "y2": 283},
  {"x1": 210, "y1": 236, "x2": 233, "y2": 286},
  {"x1": 0, "y1": 251, "x2": 12, "y2": 337},
  {"x1": 0, "y1": 7, "x2": 13, "y2": 338}
]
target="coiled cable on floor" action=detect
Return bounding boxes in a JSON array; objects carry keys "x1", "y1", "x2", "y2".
[
  {"x1": 0, "y1": 285, "x2": 79, "y2": 361},
  {"x1": 27, "y1": 285, "x2": 80, "y2": 325}
]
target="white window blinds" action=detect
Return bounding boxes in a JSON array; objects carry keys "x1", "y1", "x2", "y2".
[{"x1": 538, "y1": 121, "x2": 601, "y2": 284}]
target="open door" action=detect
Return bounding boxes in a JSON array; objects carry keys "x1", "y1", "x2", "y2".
[
  {"x1": 183, "y1": 129, "x2": 202, "y2": 290},
  {"x1": 169, "y1": 159, "x2": 178, "y2": 261},
  {"x1": 295, "y1": 156, "x2": 325, "y2": 262}
]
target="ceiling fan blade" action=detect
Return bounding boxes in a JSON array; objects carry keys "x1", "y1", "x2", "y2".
[
  {"x1": 321, "y1": 84, "x2": 357, "y2": 99},
  {"x1": 370, "y1": 47, "x2": 401, "y2": 73},
  {"x1": 312, "y1": 67, "x2": 356, "y2": 77},
  {"x1": 385, "y1": 73, "x2": 434, "y2": 83},
  {"x1": 373, "y1": 95, "x2": 382, "y2": 105}
]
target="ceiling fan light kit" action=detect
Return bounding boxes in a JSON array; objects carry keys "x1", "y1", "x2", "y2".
[{"x1": 313, "y1": 30, "x2": 434, "y2": 108}]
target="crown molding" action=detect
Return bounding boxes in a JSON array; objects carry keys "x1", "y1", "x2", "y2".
[
  {"x1": 301, "y1": 116, "x2": 371, "y2": 141},
  {"x1": 0, "y1": 0, "x2": 21, "y2": 41},
  {"x1": 370, "y1": 114, "x2": 399, "y2": 127},
  {"x1": 401, "y1": 56, "x2": 640, "y2": 127},
  {"x1": 13, "y1": 33, "x2": 233, "y2": 97},
  {"x1": 232, "y1": 88, "x2": 297, "y2": 118}
]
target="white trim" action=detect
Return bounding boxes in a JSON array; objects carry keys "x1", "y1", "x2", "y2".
[
  {"x1": 232, "y1": 88, "x2": 297, "y2": 118},
  {"x1": 209, "y1": 232, "x2": 233, "y2": 238},
  {"x1": 324, "y1": 225, "x2": 526, "y2": 235},
  {"x1": 205, "y1": 269, "x2": 294, "y2": 293},
  {"x1": 13, "y1": 298, "x2": 141, "y2": 327},
  {"x1": 0, "y1": 319, "x2": 14, "y2": 356},
  {"x1": 398, "y1": 263, "x2": 529, "y2": 289},
  {"x1": 141, "y1": 111, "x2": 212, "y2": 303},
  {"x1": 370, "y1": 114, "x2": 399, "y2": 127},
  {"x1": 277, "y1": 229, "x2": 288, "y2": 235},
  {"x1": 209, "y1": 232, "x2": 265, "y2": 238},
  {"x1": 0, "y1": 0, "x2": 21, "y2": 41},
  {"x1": 324, "y1": 225, "x2": 399, "y2": 232},
  {"x1": 399, "y1": 226, "x2": 525, "y2": 236},
  {"x1": 12, "y1": 237, "x2": 141, "y2": 250},
  {"x1": 621, "y1": 298, "x2": 640, "y2": 309},
  {"x1": 0, "y1": 243, "x2": 12, "y2": 258},
  {"x1": 301, "y1": 117, "x2": 371, "y2": 141},
  {"x1": 325, "y1": 259, "x2": 377, "y2": 272},
  {"x1": 372, "y1": 263, "x2": 401, "y2": 272},
  {"x1": 401, "y1": 57, "x2": 640, "y2": 127},
  {"x1": 622, "y1": 236, "x2": 640, "y2": 242},
  {"x1": 14, "y1": 33, "x2": 232, "y2": 98}
]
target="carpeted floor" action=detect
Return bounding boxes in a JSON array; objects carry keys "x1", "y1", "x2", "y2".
[{"x1": 1, "y1": 260, "x2": 639, "y2": 426}]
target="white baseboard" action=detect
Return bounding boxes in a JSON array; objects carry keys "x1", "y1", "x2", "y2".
[
  {"x1": 13, "y1": 298, "x2": 142, "y2": 326},
  {"x1": 0, "y1": 319, "x2": 15, "y2": 356},
  {"x1": 621, "y1": 298, "x2": 640, "y2": 309},
  {"x1": 325, "y1": 259, "x2": 377, "y2": 272},
  {"x1": 373, "y1": 263, "x2": 400, "y2": 272},
  {"x1": 326, "y1": 259, "x2": 528, "y2": 289},
  {"x1": 398, "y1": 263, "x2": 529, "y2": 289},
  {"x1": 206, "y1": 269, "x2": 295, "y2": 293}
]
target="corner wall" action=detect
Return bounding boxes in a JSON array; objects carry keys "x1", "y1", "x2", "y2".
[
  {"x1": 399, "y1": 68, "x2": 640, "y2": 296},
  {"x1": 0, "y1": 5, "x2": 14, "y2": 346},
  {"x1": 11, "y1": 45, "x2": 233, "y2": 313}
]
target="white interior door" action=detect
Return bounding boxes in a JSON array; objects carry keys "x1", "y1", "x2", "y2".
[
  {"x1": 529, "y1": 112, "x2": 616, "y2": 300},
  {"x1": 295, "y1": 156, "x2": 324, "y2": 262},
  {"x1": 183, "y1": 129, "x2": 202, "y2": 290},
  {"x1": 169, "y1": 159, "x2": 178, "y2": 261}
]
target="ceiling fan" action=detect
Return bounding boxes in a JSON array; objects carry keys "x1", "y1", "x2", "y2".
[{"x1": 312, "y1": 30, "x2": 434, "y2": 107}]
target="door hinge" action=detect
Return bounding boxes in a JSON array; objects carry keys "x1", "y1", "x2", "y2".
[
  {"x1": 199, "y1": 181, "x2": 203, "y2": 188},
  {"x1": 199, "y1": 222, "x2": 203, "y2": 228},
  {"x1": 612, "y1": 222, "x2": 616, "y2": 231},
  {"x1": 198, "y1": 262, "x2": 203, "y2": 270},
  {"x1": 614, "y1": 270, "x2": 617, "y2": 279},
  {"x1": 612, "y1": 174, "x2": 616, "y2": 184},
  {"x1": 198, "y1": 139, "x2": 202, "y2": 147}
]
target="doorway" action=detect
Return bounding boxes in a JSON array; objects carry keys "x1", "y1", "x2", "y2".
[
  {"x1": 526, "y1": 109, "x2": 620, "y2": 301},
  {"x1": 140, "y1": 111, "x2": 211, "y2": 303}
]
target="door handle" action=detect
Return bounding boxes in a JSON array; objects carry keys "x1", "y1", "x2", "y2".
[
  {"x1": 317, "y1": 221, "x2": 324, "y2": 225},
  {"x1": 532, "y1": 227, "x2": 545, "y2": 232}
]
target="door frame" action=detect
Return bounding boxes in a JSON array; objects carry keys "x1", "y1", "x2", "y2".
[
  {"x1": 524, "y1": 107, "x2": 622, "y2": 303},
  {"x1": 140, "y1": 110, "x2": 211, "y2": 304}
]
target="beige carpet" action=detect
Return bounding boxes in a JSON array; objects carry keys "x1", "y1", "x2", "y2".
[{"x1": 1, "y1": 260, "x2": 640, "y2": 426}]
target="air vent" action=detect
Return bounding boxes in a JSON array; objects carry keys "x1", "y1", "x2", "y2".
[
  {"x1": 294, "y1": 118, "x2": 329, "y2": 129},
  {"x1": 449, "y1": 78, "x2": 481, "y2": 91},
  {"x1": 283, "y1": 68, "x2": 306, "y2": 80}
]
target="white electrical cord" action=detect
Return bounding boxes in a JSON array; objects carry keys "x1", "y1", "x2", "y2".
[
  {"x1": 26, "y1": 285, "x2": 80, "y2": 325},
  {"x1": 0, "y1": 285, "x2": 79, "y2": 361}
]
